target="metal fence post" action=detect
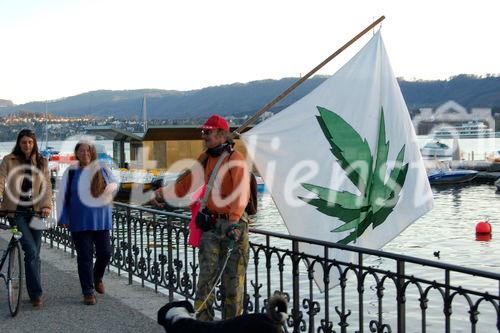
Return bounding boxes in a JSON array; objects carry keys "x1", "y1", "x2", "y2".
[
  {"x1": 397, "y1": 260, "x2": 406, "y2": 333},
  {"x1": 70, "y1": 229, "x2": 75, "y2": 258},
  {"x1": 444, "y1": 270, "x2": 451, "y2": 333},
  {"x1": 127, "y1": 206, "x2": 133, "y2": 285},
  {"x1": 167, "y1": 216, "x2": 174, "y2": 302},
  {"x1": 292, "y1": 240, "x2": 301, "y2": 333},
  {"x1": 358, "y1": 252, "x2": 364, "y2": 333}
]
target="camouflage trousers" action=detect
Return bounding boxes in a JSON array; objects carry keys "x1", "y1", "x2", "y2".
[{"x1": 194, "y1": 215, "x2": 249, "y2": 321}]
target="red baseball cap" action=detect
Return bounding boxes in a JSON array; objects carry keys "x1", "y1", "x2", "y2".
[{"x1": 200, "y1": 115, "x2": 229, "y2": 132}]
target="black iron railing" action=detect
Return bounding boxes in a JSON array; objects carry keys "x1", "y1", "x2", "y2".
[{"x1": 4, "y1": 202, "x2": 499, "y2": 333}]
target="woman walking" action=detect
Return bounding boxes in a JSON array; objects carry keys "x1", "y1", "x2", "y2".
[
  {"x1": 58, "y1": 141, "x2": 117, "y2": 305},
  {"x1": 0, "y1": 129, "x2": 53, "y2": 308}
]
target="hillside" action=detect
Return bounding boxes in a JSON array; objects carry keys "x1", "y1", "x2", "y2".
[
  {"x1": 1, "y1": 75, "x2": 500, "y2": 119},
  {"x1": 0, "y1": 99, "x2": 14, "y2": 108}
]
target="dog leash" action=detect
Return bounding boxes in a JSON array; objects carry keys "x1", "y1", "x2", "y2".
[{"x1": 194, "y1": 238, "x2": 235, "y2": 315}]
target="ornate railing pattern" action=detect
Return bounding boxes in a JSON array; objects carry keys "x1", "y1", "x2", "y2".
[{"x1": 3, "y1": 202, "x2": 498, "y2": 333}]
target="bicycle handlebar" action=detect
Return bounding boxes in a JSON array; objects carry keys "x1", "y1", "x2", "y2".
[
  {"x1": 0, "y1": 210, "x2": 55, "y2": 230},
  {"x1": 0, "y1": 210, "x2": 44, "y2": 217}
]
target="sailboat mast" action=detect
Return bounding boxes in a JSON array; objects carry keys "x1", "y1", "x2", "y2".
[
  {"x1": 44, "y1": 101, "x2": 48, "y2": 148},
  {"x1": 143, "y1": 94, "x2": 148, "y2": 132}
]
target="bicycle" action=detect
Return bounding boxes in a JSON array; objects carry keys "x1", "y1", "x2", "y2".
[
  {"x1": 0, "y1": 223, "x2": 23, "y2": 317},
  {"x1": 0, "y1": 209, "x2": 51, "y2": 317}
]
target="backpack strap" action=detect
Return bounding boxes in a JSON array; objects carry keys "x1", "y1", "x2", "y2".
[
  {"x1": 225, "y1": 151, "x2": 257, "y2": 216},
  {"x1": 200, "y1": 151, "x2": 229, "y2": 209}
]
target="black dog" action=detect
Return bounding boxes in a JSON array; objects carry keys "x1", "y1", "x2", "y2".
[{"x1": 157, "y1": 294, "x2": 288, "y2": 333}]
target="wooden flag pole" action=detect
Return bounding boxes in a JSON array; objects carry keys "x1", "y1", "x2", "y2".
[
  {"x1": 232, "y1": 15, "x2": 385, "y2": 137},
  {"x1": 165, "y1": 16, "x2": 385, "y2": 189}
]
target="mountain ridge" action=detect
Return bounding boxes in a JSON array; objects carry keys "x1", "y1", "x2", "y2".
[
  {"x1": 0, "y1": 99, "x2": 14, "y2": 108},
  {"x1": 2, "y1": 74, "x2": 500, "y2": 119}
]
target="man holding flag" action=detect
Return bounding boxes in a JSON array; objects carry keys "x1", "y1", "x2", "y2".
[{"x1": 151, "y1": 114, "x2": 251, "y2": 320}]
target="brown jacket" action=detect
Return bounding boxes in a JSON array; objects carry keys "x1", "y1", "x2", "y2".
[{"x1": 0, "y1": 153, "x2": 53, "y2": 213}]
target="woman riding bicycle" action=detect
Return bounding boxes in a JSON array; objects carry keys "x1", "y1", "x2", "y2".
[{"x1": 0, "y1": 129, "x2": 53, "y2": 308}]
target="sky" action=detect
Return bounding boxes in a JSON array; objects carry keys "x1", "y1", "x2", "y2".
[{"x1": 1, "y1": 0, "x2": 499, "y2": 105}]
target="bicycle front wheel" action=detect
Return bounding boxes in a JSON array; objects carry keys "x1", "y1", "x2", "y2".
[{"x1": 7, "y1": 242, "x2": 22, "y2": 317}]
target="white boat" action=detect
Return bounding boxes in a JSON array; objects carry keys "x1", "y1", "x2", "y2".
[
  {"x1": 114, "y1": 169, "x2": 158, "y2": 191},
  {"x1": 420, "y1": 141, "x2": 453, "y2": 158},
  {"x1": 433, "y1": 120, "x2": 494, "y2": 138}
]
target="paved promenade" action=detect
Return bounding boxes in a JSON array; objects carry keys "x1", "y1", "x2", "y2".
[{"x1": 0, "y1": 234, "x2": 165, "y2": 332}]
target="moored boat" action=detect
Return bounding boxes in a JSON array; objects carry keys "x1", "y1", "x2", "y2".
[
  {"x1": 115, "y1": 169, "x2": 180, "y2": 193},
  {"x1": 421, "y1": 141, "x2": 453, "y2": 158},
  {"x1": 116, "y1": 169, "x2": 156, "y2": 191},
  {"x1": 49, "y1": 154, "x2": 77, "y2": 163},
  {"x1": 255, "y1": 175, "x2": 266, "y2": 193},
  {"x1": 41, "y1": 146, "x2": 60, "y2": 159},
  {"x1": 427, "y1": 169, "x2": 478, "y2": 185}
]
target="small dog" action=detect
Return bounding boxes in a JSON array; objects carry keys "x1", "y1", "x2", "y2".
[{"x1": 157, "y1": 294, "x2": 288, "y2": 333}]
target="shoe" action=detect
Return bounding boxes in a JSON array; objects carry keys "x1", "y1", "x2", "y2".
[
  {"x1": 32, "y1": 297, "x2": 43, "y2": 308},
  {"x1": 95, "y1": 281, "x2": 105, "y2": 294},
  {"x1": 83, "y1": 294, "x2": 97, "y2": 305}
]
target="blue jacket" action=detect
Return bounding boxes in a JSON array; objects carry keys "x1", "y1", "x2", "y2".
[{"x1": 57, "y1": 166, "x2": 116, "y2": 232}]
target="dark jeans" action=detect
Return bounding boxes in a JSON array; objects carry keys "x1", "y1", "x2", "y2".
[
  {"x1": 12, "y1": 213, "x2": 43, "y2": 300},
  {"x1": 71, "y1": 230, "x2": 111, "y2": 296}
]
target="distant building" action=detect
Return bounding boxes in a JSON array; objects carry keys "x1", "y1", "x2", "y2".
[
  {"x1": 86, "y1": 125, "x2": 251, "y2": 169},
  {"x1": 412, "y1": 101, "x2": 494, "y2": 135}
]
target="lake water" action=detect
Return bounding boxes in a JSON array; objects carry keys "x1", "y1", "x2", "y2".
[
  {"x1": 250, "y1": 184, "x2": 499, "y2": 332},
  {"x1": 253, "y1": 184, "x2": 500, "y2": 270}
]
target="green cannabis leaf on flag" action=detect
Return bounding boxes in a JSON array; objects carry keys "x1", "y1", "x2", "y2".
[{"x1": 300, "y1": 106, "x2": 409, "y2": 245}]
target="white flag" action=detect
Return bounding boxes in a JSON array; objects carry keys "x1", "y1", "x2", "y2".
[{"x1": 241, "y1": 32, "x2": 434, "y2": 291}]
